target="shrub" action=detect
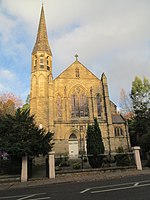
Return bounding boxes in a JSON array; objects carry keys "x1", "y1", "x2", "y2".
[
  {"x1": 87, "y1": 118, "x2": 105, "y2": 168},
  {"x1": 73, "y1": 162, "x2": 81, "y2": 169},
  {"x1": 115, "y1": 147, "x2": 130, "y2": 166}
]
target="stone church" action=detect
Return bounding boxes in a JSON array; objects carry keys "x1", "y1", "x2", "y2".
[{"x1": 30, "y1": 5, "x2": 130, "y2": 156}]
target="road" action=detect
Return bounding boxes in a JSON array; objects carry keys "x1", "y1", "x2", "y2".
[{"x1": 0, "y1": 174, "x2": 150, "y2": 200}]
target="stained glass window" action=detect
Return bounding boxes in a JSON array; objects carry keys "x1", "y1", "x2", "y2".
[
  {"x1": 71, "y1": 87, "x2": 88, "y2": 118},
  {"x1": 57, "y1": 95, "x2": 62, "y2": 118}
]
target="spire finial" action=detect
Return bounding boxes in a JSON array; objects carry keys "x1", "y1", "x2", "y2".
[
  {"x1": 75, "y1": 54, "x2": 78, "y2": 61},
  {"x1": 32, "y1": 4, "x2": 52, "y2": 55}
]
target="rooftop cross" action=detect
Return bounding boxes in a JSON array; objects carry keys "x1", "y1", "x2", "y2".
[{"x1": 75, "y1": 54, "x2": 78, "y2": 61}]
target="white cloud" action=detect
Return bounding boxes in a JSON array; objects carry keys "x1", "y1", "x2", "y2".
[
  {"x1": 0, "y1": 69, "x2": 16, "y2": 80},
  {"x1": 0, "y1": 0, "x2": 150, "y2": 104}
]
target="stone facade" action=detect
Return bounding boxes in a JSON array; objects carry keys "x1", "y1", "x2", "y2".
[{"x1": 30, "y1": 5, "x2": 130, "y2": 156}]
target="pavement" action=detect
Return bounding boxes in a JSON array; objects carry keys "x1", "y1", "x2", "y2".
[{"x1": 0, "y1": 168, "x2": 150, "y2": 191}]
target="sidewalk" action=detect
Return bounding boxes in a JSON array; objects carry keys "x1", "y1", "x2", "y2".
[{"x1": 0, "y1": 168, "x2": 150, "y2": 191}]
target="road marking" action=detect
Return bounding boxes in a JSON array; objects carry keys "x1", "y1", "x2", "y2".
[
  {"x1": 0, "y1": 195, "x2": 26, "y2": 199},
  {"x1": 0, "y1": 193, "x2": 48, "y2": 200},
  {"x1": 80, "y1": 188, "x2": 90, "y2": 194},
  {"x1": 91, "y1": 185, "x2": 137, "y2": 194},
  {"x1": 28, "y1": 198, "x2": 51, "y2": 200},
  {"x1": 91, "y1": 183, "x2": 150, "y2": 194},
  {"x1": 80, "y1": 179, "x2": 150, "y2": 194},
  {"x1": 18, "y1": 194, "x2": 36, "y2": 200},
  {"x1": 134, "y1": 182, "x2": 139, "y2": 187}
]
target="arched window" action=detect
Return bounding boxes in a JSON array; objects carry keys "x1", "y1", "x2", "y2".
[
  {"x1": 47, "y1": 56, "x2": 49, "y2": 65},
  {"x1": 57, "y1": 95, "x2": 62, "y2": 118},
  {"x1": 34, "y1": 56, "x2": 37, "y2": 70},
  {"x1": 71, "y1": 87, "x2": 88, "y2": 118},
  {"x1": 47, "y1": 56, "x2": 50, "y2": 71},
  {"x1": 97, "y1": 93, "x2": 101, "y2": 117},
  {"x1": 69, "y1": 133, "x2": 77, "y2": 140},
  {"x1": 40, "y1": 55, "x2": 44, "y2": 69}
]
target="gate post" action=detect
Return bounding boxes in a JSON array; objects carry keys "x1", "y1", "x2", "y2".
[
  {"x1": 48, "y1": 151, "x2": 55, "y2": 179},
  {"x1": 21, "y1": 156, "x2": 28, "y2": 182},
  {"x1": 133, "y1": 146, "x2": 142, "y2": 170}
]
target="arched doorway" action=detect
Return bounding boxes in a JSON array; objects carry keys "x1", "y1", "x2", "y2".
[{"x1": 69, "y1": 133, "x2": 78, "y2": 157}]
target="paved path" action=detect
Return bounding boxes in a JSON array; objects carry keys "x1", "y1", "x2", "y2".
[{"x1": 0, "y1": 168, "x2": 150, "y2": 191}]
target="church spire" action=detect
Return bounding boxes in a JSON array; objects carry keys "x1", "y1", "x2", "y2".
[{"x1": 32, "y1": 5, "x2": 52, "y2": 55}]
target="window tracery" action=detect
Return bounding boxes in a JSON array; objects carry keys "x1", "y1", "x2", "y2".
[
  {"x1": 71, "y1": 87, "x2": 88, "y2": 118},
  {"x1": 57, "y1": 95, "x2": 62, "y2": 118}
]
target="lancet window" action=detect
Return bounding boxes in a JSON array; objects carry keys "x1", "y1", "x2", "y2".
[
  {"x1": 71, "y1": 87, "x2": 88, "y2": 118},
  {"x1": 57, "y1": 95, "x2": 62, "y2": 118},
  {"x1": 75, "y1": 67, "x2": 80, "y2": 78},
  {"x1": 40, "y1": 55, "x2": 44, "y2": 69},
  {"x1": 97, "y1": 93, "x2": 101, "y2": 117}
]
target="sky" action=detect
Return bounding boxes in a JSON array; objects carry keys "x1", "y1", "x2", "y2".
[{"x1": 0, "y1": 0, "x2": 150, "y2": 106}]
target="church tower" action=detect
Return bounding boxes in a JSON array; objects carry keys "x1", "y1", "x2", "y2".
[{"x1": 30, "y1": 5, "x2": 53, "y2": 129}]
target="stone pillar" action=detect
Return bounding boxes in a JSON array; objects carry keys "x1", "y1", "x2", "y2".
[
  {"x1": 21, "y1": 156, "x2": 28, "y2": 182},
  {"x1": 133, "y1": 146, "x2": 142, "y2": 170},
  {"x1": 48, "y1": 151, "x2": 55, "y2": 179}
]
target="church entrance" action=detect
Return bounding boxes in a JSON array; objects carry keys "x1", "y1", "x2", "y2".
[{"x1": 69, "y1": 133, "x2": 78, "y2": 157}]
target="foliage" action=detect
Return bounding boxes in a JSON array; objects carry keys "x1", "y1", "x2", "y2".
[
  {"x1": 55, "y1": 154, "x2": 69, "y2": 167},
  {"x1": 115, "y1": 147, "x2": 130, "y2": 166},
  {"x1": 0, "y1": 108, "x2": 54, "y2": 158},
  {"x1": 86, "y1": 118, "x2": 105, "y2": 168},
  {"x1": 72, "y1": 162, "x2": 81, "y2": 169},
  {"x1": 21, "y1": 94, "x2": 30, "y2": 112},
  {"x1": 129, "y1": 76, "x2": 150, "y2": 147},
  {"x1": 0, "y1": 93, "x2": 22, "y2": 117},
  {"x1": 140, "y1": 134, "x2": 150, "y2": 153}
]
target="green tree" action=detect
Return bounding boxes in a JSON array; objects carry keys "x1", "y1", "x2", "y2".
[
  {"x1": 86, "y1": 118, "x2": 105, "y2": 168},
  {"x1": 129, "y1": 76, "x2": 150, "y2": 146},
  {"x1": 21, "y1": 94, "x2": 30, "y2": 112},
  {"x1": 0, "y1": 108, "x2": 54, "y2": 158}
]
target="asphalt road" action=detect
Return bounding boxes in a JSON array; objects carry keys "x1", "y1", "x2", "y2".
[{"x1": 0, "y1": 174, "x2": 150, "y2": 200}]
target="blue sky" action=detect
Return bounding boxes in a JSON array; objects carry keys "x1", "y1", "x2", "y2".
[{"x1": 0, "y1": 0, "x2": 150, "y2": 105}]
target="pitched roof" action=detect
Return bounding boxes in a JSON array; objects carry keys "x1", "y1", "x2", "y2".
[
  {"x1": 54, "y1": 59, "x2": 99, "y2": 81},
  {"x1": 112, "y1": 114, "x2": 126, "y2": 124},
  {"x1": 32, "y1": 5, "x2": 52, "y2": 55}
]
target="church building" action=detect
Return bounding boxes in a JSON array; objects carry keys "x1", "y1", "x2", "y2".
[{"x1": 30, "y1": 5, "x2": 130, "y2": 156}]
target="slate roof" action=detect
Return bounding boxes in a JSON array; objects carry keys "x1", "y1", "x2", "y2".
[{"x1": 112, "y1": 114, "x2": 126, "y2": 124}]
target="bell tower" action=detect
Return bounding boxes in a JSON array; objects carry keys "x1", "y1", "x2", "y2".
[{"x1": 30, "y1": 5, "x2": 53, "y2": 129}]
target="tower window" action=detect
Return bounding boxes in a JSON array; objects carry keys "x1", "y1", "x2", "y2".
[
  {"x1": 47, "y1": 66, "x2": 50, "y2": 71},
  {"x1": 47, "y1": 56, "x2": 49, "y2": 65},
  {"x1": 40, "y1": 58, "x2": 44, "y2": 69},
  {"x1": 34, "y1": 56, "x2": 37, "y2": 70}
]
